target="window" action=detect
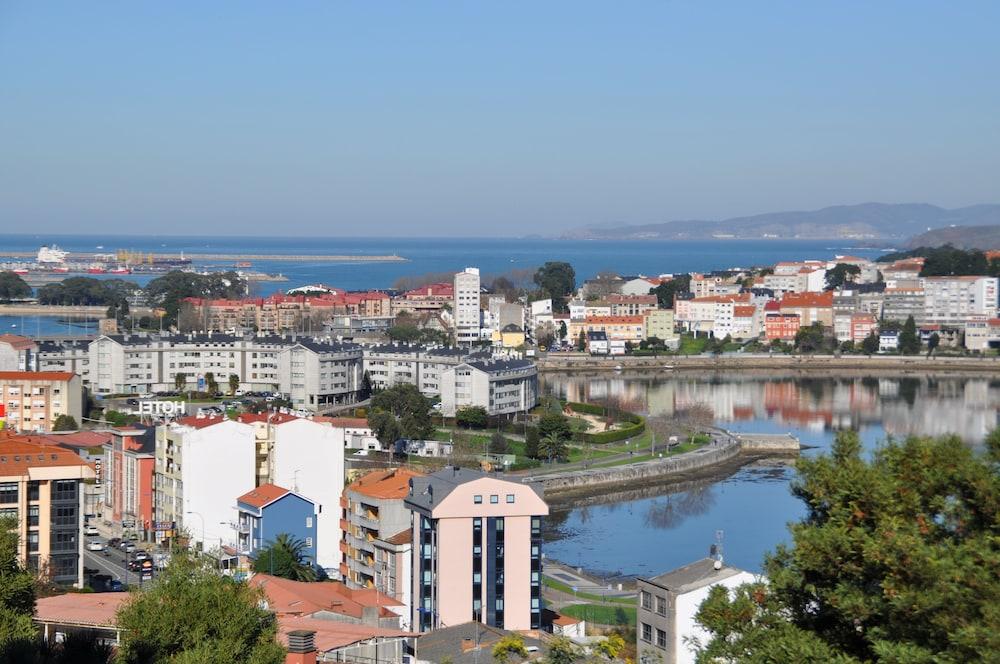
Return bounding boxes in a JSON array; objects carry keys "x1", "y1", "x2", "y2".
[
  {"x1": 305, "y1": 516, "x2": 313, "y2": 528},
  {"x1": 473, "y1": 495, "x2": 483, "y2": 504},
  {"x1": 641, "y1": 623, "x2": 652, "y2": 642},
  {"x1": 656, "y1": 628, "x2": 667, "y2": 649},
  {"x1": 656, "y1": 595, "x2": 667, "y2": 615},
  {"x1": 490, "y1": 495, "x2": 499, "y2": 504},
  {"x1": 0, "y1": 483, "x2": 17, "y2": 504},
  {"x1": 641, "y1": 590, "x2": 652, "y2": 610},
  {"x1": 506, "y1": 494, "x2": 515, "y2": 504}
]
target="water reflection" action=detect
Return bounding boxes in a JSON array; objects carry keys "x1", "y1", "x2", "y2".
[
  {"x1": 545, "y1": 373, "x2": 1000, "y2": 443},
  {"x1": 540, "y1": 373, "x2": 999, "y2": 576}
]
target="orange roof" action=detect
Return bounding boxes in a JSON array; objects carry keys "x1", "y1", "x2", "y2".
[
  {"x1": 312, "y1": 416, "x2": 370, "y2": 429},
  {"x1": 584, "y1": 316, "x2": 644, "y2": 324},
  {"x1": 238, "y1": 483, "x2": 292, "y2": 509},
  {"x1": 250, "y1": 574, "x2": 401, "y2": 620},
  {"x1": 34, "y1": 592, "x2": 128, "y2": 627},
  {"x1": 383, "y1": 529, "x2": 412, "y2": 546},
  {"x1": 0, "y1": 433, "x2": 95, "y2": 477},
  {"x1": 0, "y1": 371, "x2": 76, "y2": 381},
  {"x1": 347, "y1": 468, "x2": 424, "y2": 500},
  {"x1": 236, "y1": 412, "x2": 299, "y2": 425},
  {"x1": 689, "y1": 293, "x2": 751, "y2": 304},
  {"x1": 38, "y1": 431, "x2": 114, "y2": 449},
  {"x1": 733, "y1": 305, "x2": 757, "y2": 317},
  {"x1": 604, "y1": 294, "x2": 657, "y2": 304},
  {"x1": 276, "y1": 616, "x2": 412, "y2": 653},
  {"x1": 174, "y1": 415, "x2": 226, "y2": 429},
  {"x1": 0, "y1": 334, "x2": 36, "y2": 351},
  {"x1": 780, "y1": 291, "x2": 834, "y2": 308}
]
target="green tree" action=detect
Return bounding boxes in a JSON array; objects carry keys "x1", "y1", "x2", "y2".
[
  {"x1": 524, "y1": 426, "x2": 540, "y2": 460},
  {"x1": 575, "y1": 330, "x2": 587, "y2": 352},
  {"x1": 0, "y1": 516, "x2": 37, "y2": 656},
  {"x1": 455, "y1": 406, "x2": 489, "y2": 429},
  {"x1": 117, "y1": 550, "x2": 284, "y2": 664},
  {"x1": 594, "y1": 633, "x2": 626, "y2": 660},
  {"x1": 204, "y1": 372, "x2": 218, "y2": 395},
  {"x1": 386, "y1": 324, "x2": 422, "y2": 343},
  {"x1": 558, "y1": 320, "x2": 568, "y2": 341},
  {"x1": 824, "y1": 263, "x2": 862, "y2": 290},
  {"x1": 0, "y1": 272, "x2": 32, "y2": 303},
  {"x1": 539, "y1": 434, "x2": 568, "y2": 462},
  {"x1": 51, "y1": 415, "x2": 78, "y2": 431},
  {"x1": 793, "y1": 322, "x2": 830, "y2": 353},
  {"x1": 533, "y1": 262, "x2": 576, "y2": 313},
  {"x1": 860, "y1": 330, "x2": 880, "y2": 355},
  {"x1": 368, "y1": 410, "x2": 402, "y2": 447},
  {"x1": 488, "y1": 431, "x2": 510, "y2": 455},
  {"x1": 491, "y1": 633, "x2": 528, "y2": 664},
  {"x1": 252, "y1": 534, "x2": 317, "y2": 582},
  {"x1": 538, "y1": 412, "x2": 571, "y2": 442},
  {"x1": 369, "y1": 384, "x2": 434, "y2": 440},
  {"x1": 898, "y1": 315, "x2": 920, "y2": 355},
  {"x1": 174, "y1": 372, "x2": 188, "y2": 392},
  {"x1": 649, "y1": 274, "x2": 692, "y2": 308},
  {"x1": 145, "y1": 270, "x2": 247, "y2": 327},
  {"x1": 694, "y1": 430, "x2": 1000, "y2": 663},
  {"x1": 360, "y1": 370, "x2": 373, "y2": 397},
  {"x1": 228, "y1": 374, "x2": 240, "y2": 396},
  {"x1": 544, "y1": 636, "x2": 581, "y2": 664},
  {"x1": 926, "y1": 332, "x2": 940, "y2": 357}
]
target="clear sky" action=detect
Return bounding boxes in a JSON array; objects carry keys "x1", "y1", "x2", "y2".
[{"x1": 1, "y1": 1, "x2": 998, "y2": 237}]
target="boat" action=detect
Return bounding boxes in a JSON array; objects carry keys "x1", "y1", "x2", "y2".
[
  {"x1": 614, "y1": 364, "x2": 623, "y2": 371},
  {"x1": 51, "y1": 266, "x2": 69, "y2": 273},
  {"x1": 87, "y1": 264, "x2": 107, "y2": 274},
  {"x1": 37, "y1": 244, "x2": 69, "y2": 264},
  {"x1": 110, "y1": 266, "x2": 131, "y2": 274},
  {"x1": 663, "y1": 364, "x2": 674, "y2": 370},
  {"x1": 235, "y1": 261, "x2": 252, "y2": 268},
  {"x1": 13, "y1": 268, "x2": 29, "y2": 275}
]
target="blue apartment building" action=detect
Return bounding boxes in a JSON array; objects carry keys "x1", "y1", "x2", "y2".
[{"x1": 236, "y1": 483, "x2": 317, "y2": 567}]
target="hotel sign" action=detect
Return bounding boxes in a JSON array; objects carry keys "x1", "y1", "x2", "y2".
[{"x1": 135, "y1": 401, "x2": 187, "y2": 417}]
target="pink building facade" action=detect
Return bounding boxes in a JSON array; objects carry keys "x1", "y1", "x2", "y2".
[{"x1": 405, "y1": 468, "x2": 548, "y2": 632}]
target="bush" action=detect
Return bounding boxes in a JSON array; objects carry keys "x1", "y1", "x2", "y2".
[{"x1": 565, "y1": 401, "x2": 645, "y2": 444}]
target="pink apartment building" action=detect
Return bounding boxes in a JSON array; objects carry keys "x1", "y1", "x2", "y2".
[{"x1": 404, "y1": 467, "x2": 548, "y2": 632}]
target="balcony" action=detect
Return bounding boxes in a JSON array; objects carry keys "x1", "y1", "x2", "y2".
[{"x1": 339, "y1": 518, "x2": 349, "y2": 532}]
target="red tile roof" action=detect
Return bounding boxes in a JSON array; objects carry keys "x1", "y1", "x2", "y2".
[
  {"x1": 0, "y1": 433, "x2": 94, "y2": 478},
  {"x1": 238, "y1": 483, "x2": 292, "y2": 509},
  {"x1": 39, "y1": 431, "x2": 113, "y2": 449},
  {"x1": 0, "y1": 334, "x2": 36, "y2": 351},
  {"x1": 236, "y1": 412, "x2": 299, "y2": 425},
  {"x1": 175, "y1": 415, "x2": 226, "y2": 429},
  {"x1": 584, "y1": 316, "x2": 644, "y2": 324},
  {"x1": 780, "y1": 291, "x2": 834, "y2": 308},
  {"x1": 347, "y1": 468, "x2": 424, "y2": 500},
  {"x1": 383, "y1": 529, "x2": 413, "y2": 546},
  {"x1": 34, "y1": 592, "x2": 129, "y2": 627},
  {"x1": 733, "y1": 305, "x2": 757, "y2": 317},
  {"x1": 250, "y1": 574, "x2": 401, "y2": 621},
  {"x1": 0, "y1": 371, "x2": 76, "y2": 381},
  {"x1": 276, "y1": 616, "x2": 412, "y2": 653}
]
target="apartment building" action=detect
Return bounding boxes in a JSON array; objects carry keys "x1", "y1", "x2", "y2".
[
  {"x1": 674, "y1": 294, "x2": 751, "y2": 337},
  {"x1": 0, "y1": 372, "x2": 82, "y2": 433},
  {"x1": 277, "y1": 338, "x2": 365, "y2": 410},
  {"x1": 637, "y1": 559, "x2": 755, "y2": 664},
  {"x1": 764, "y1": 313, "x2": 801, "y2": 341},
  {"x1": 391, "y1": 283, "x2": 454, "y2": 317},
  {"x1": 689, "y1": 274, "x2": 742, "y2": 298},
  {"x1": 103, "y1": 426, "x2": 155, "y2": 542},
  {"x1": 341, "y1": 468, "x2": 424, "y2": 629},
  {"x1": 568, "y1": 316, "x2": 646, "y2": 344},
  {"x1": 882, "y1": 287, "x2": 926, "y2": 325},
  {"x1": 0, "y1": 334, "x2": 37, "y2": 371},
  {"x1": 643, "y1": 309, "x2": 677, "y2": 342},
  {"x1": 602, "y1": 294, "x2": 658, "y2": 317},
  {"x1": 453, "y1": 268, "x2": 482, "y2": 344},
  {"x1": 0, "y1": 432, "x2": 95, "y2": 587},
  {"x1": 35, "y1": 340, "x2": 90, "y2": 380},
  {"x1": 362, "y1": 344, "x2": 474, "y2": 396},
  {"x1": 236, "y1": 483, "x2": 317, "y2": 565},
  {"x1": 922, "y1": 276, "x2": 998, "y2": 325},
  {"x1": 405, "y1": 467, "x2": 548, "y2": 632},
  {"x1": 182, "y1": 292, "x2": 390, "y2": 333},
  {"x1": 731, "y1": 305, "x2": 761, "y2": 339},
  {"x1": 964, "y1": 318, "x2": 1000, "y2": 351},
  {"x1": 779, "y1": 291, "x2": 834, "y2": 327},
  {"x1": 439, "y1": 359, "x2": 538, "y2": 418}
]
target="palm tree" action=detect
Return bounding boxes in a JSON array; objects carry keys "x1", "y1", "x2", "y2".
[
  {"x1": 539, "y1": 434, "x2": 568, "y2": 463},
  {"x1": 252, "y1": 533, "x2": 316, "y2": 582}
]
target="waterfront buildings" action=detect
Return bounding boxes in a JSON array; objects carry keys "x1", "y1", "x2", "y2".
[
  {"x1": 0, "y1": 432, "x2": 95, "y2": 587},
  {"x1": 0, "y1": 334, "x2": 37, "y2": 371},
  {"x1": 637, "y1": 558, "x2": 756, "y2": 664},
  {"x1": 922, "y1": 276, "x2": 998, "y2": 325},
  {"x1": 779, "y1": 290, "x2": 834, "y2": 327},
  {"x1": 764, "y1": 312, "x2": 801, "y2": 341},
  {"x1": 405, "y1": 467, "x2": 548, "y2": 632},
  {"x1": 236, "y1": 483, "x2": 317, "y2": 565},
  {"x1": 181, "y1": 292, "x2": 390, "y2": 333},
  {"x1": 963, "y1": 318, "x2": 1000, "y2": 351},
  {"x1": 362, "y1": 343, "x2": 474, "y2": 396},
  {"x1": 0, "y1": 371, "x2": 82, "y2": 433},
  {"x1": 439, "y1": 359, "x2": 538, "y2": 417},
  {"x1": 643, "y1": 309, "x2": 678, "y2": 344},
  {"x1": 453, "y1": 268, "x2": 482, "y2": 345},
  {"x1": 342, "y1": 468, "x2": 424, "y2": 628}
]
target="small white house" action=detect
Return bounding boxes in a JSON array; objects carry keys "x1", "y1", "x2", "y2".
[{"x1": 879, "y1": 330, "x2": 900, "y2": 352}]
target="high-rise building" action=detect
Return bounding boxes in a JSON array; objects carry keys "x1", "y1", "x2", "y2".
[
  {"x1": 405, "y1": 467, "x2": 548, "y2": 632},
  {"x1": 453, "y1": 268, "x2": 481, "y2": 344},
  {"x1": 0, "y1": 432, "x2": 95, "y2": 587}
]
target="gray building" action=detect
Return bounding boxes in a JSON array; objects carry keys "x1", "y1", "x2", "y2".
[
  {"x1": 439, "y1": 359, "x2": 538, "y2": 417},
  {"x1": 361, "y1": 344, "x2": 473, "y2": 396}
]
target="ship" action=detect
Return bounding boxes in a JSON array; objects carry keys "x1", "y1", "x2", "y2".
[
  {"x1": 37, "y1": 245, "x2": 69, "y2": 264},
  {"x1": 110, "y1": 266, "x2": 131, "y2": 274},
  {"x1": 87, "y1": 264, "x2": 107, "y2": 274}
]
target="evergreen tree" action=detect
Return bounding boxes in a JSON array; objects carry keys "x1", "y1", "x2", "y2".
[
  {"x1": 524, "y1": 426, "x2": 540, "y2": 459},
  {"x1": 860, "y1": 330, "x2": 880, "y2": 355},
  {"x1": 898, "y1": 315, "x2": 920, "y2": 354},
  {"x1": 51, "y1": 415, "x2": 78, "y2": 431},
  {"x1": 694, "y1": 430, "x2": 1000, "y2": 663},
  {"x1": 0, "y1": 516, "x2": 37, "y2": 656},
  {"x1": 228, "y1": 374, "x2": 240, "y2": 396},
  {"x1": 488, "y1": 431, "x2": 509, "y2": 455}
]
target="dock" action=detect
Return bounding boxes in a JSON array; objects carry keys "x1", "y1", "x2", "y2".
[
  {"x1": 1, "y1": 252, "x2": 407, "y2": 263},
  {"x1": 733, "y1": 432, "x2": 801, "y2": 453}
]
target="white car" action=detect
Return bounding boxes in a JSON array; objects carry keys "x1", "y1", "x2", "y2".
[
  {"x1": 84, "y1": 525, "x2": 100, "y2": 536},
  {"x1": 86, "y1": 540, "x2": 106, "y2": 552}
]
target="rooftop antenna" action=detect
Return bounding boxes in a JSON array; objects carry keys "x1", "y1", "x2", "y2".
[{"x1": 710, "y1": 530, "x2": 724, "y2": 570}]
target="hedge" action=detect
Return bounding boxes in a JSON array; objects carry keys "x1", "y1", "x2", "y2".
[{"x1": 565, "y1": 401, "x2": 645, "y2": 445}]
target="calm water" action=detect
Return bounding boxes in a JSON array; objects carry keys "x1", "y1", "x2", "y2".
[
  {"x1": 540, "y1": 374, "x2": 1000, "y2": 576},
  {"x1": 0, "y1": 234, "x2": 889, "y2": 295}
]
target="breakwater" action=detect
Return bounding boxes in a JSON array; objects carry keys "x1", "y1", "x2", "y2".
[
  {"x1": 1, "y1": 251, "x2": 406, "y2": 263},
  {"x1": 526, "y1": 433, "x2": 799, "y2": 498}
]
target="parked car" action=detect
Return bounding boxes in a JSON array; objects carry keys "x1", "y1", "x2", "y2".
[
  {"x1": 86, "y1": 540, "x2": 106, "y2": 552},
  {"x1": 109, "y1": 580, "x2": 127, "y2": 592},
  {"x1": 121, "y1": 542, "x2": 137, "y2": 553},
  {"x1": 133, "y1": 550, "x2": 150, "y2": 561},
  {"x1": 84, "y1": 525, "x2": 100, "y2": 536},
  {"x1": 125, "y1": 398, "x2": 140, "y2": 406}
]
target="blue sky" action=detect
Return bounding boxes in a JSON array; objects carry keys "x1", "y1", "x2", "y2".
[{"x1": 1, "y1": 2, "x2": 998, "y2": 236}]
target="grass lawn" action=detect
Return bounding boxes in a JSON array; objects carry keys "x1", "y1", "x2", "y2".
[
  {"x1": 561, "y1": 603, "x2": 636, "y2": 627},
  {"x1": 678, "y1": 335, "x2": 708, "y2": 355}
]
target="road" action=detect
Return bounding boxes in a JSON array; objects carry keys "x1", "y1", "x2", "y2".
[{"x1": 83, "y1": 543, "x2": 156, "y2": 589}]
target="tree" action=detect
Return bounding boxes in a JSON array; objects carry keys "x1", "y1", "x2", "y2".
[
  {"x1": 116, "y1": 550, "x2": 285, "y2": 664},
  {"x1": 386, "y1": 324, "x2": 422, "y2": 343},
  {"x1": 794, "y1": 322, "x2": 831, "y2": 353},
  {"x1": 544, "y1": 636, "x2": 581, "y2": 664},
  {"x1": 558, "y1": 320, "x2": 568, "y2": 341},
  {"x1": 538, "y1": 412, "x2": 571, "y2": 442},
  {"x1": 524, "y1": 426, "x2": 540, "y2": 459},
  {"x1": 860, "y1": 330, "x2": 879, "y2": 355},
  {"x1": 898, "y1": 315, "x2": 920, "y2": 355},
  {"x1": 369, "y1": 384, "x2": 434, "y2": 440},
  {"x1": 533, "y1": 262, "x2": 576, "y2": 313},
  {"x1": 204, "y1": 372, "x2": 218, "y2": 395},
  {"x1": 174, "y1": 372, "x2": 188, "y2": 392},
  {"x1": 694, "y1": 430, "x2": 1000, "y2": 663},
  {"x1": 360, "y1": 370, "x2": 373, "y2": 398},
  {"x1": 825, "y1": 263, "x2": 862, "y2": 290},
  {"x1": 252, "y1": 534, "x2": 316, "y2": 582},
  {"x1": 488, "y1": 431, "x2": 510, "y2": 455},
  {"x1": 51, "y1": 415, "x2": 78, "y2": 432},
  {"x1": 926, "y1": 332, "x2": 940, "y2": 357},
  {"x1": 0, "y1": 272, "x2": 32, "y2": 302},
  {"x1": 650, "y1": 274, "x2": 692, "y2": 308},
  {"x1": 228, "y1": 374, "x2": 240, "y2": 396},
  {"x1": 594, "y1": 633, "x2": 626, "y2": 660},
  {"x1": 576, "y1": 330, "x2": 587, "y2": 352},
  {"x1": 538, "y1": 434, "x2": 568, "y2": 462},
  {"x1": 368, "y1": 410, "x2": 402, "y2": 448},
  {"x1": 144, "y1": 270, "x2": 247, "y2": 327},
  {"x1": 0, "y1": 516, "x2": 37, "y2": 654},
  {"x1": 455, "y1": 406, "x2": 488, "y2": 429},
  {"x1": 491, "y1": 633, "x2": 528, "y2": 664}
]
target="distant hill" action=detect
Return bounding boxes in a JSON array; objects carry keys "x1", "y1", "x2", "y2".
[
  {"x1": 561, "y1": 203, "x2": 1000, "y2": 241},
  {"x1": 905, "y1": 224, "x2": 1000, "y2": 250}
]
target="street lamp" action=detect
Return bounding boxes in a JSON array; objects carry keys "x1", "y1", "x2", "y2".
[{"x1": 186, "y1": 511, "x2": 205, "y2": 552}]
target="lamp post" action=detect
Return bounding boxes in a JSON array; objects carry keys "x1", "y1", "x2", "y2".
[{"x1": 186, "y1": 510, "x2": 205, "y2": 553}]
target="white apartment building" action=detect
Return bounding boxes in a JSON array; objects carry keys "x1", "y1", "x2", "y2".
[
  {"x1": 276, "y1": 339, "x2": 364, "y2": 410},
  {"x1": 362, "y1": 344, "x2": 479, "y2": 396},
  {"x1": 453, "y1": 268, "x2": 482, "y2": 344},
  {"x1": 154, "y1": 417, "x2": 256, "y2": 552},
  {"x1": 922, "y1": 276, "x2": 998, "y2": 325},
  {"x1": 440, "y1": 359, "x2": 538, "y2": 417}
]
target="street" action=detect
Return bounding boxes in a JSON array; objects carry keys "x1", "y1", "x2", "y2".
[{"x1": 83, "y1": 543, "x2": 156, "y2": 589}]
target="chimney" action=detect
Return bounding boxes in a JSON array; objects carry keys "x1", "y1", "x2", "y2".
[{"x1": 285, "y1": 629, "x2": 317, "y2": 664}]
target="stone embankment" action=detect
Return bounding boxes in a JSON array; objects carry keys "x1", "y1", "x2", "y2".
[
  {"x1": 0, "y1": 304, "x2": 154, "y2": 317},
  {"x1": 527, "y1": 432, "x2": 799, "y2": 498},
  {"x1": 538, "y1": 353, "x2": 1000, "y2": 374}
]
